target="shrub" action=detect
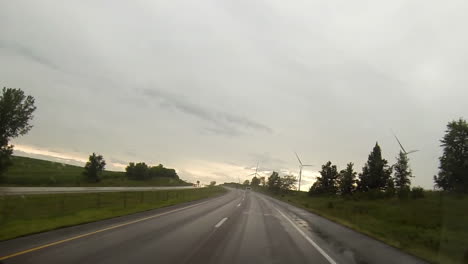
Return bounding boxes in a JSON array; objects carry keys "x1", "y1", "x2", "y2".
[
  {"x1": 367, "y1": 189, "x2": 387, "y2": 200},
  {"x1": 398, "y1": 186, "x2": 411, "y2": 200},
  {"x1": 411, "y1": 186, "x2": 425, "y2": 199}
]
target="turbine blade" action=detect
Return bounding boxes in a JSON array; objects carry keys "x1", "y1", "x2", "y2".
[
  {"x1": 302, "y1": 164, "x2": 313, "y2": 167},
  {"x1": 407, "y1": 150, "x2": 419, "y2": 154},
  {"x1": 294, "y1": 152, "x2": 303, "y2": 165},
  {"x1": 392, "y1": 132, "x2": 407, "y2": 154}
]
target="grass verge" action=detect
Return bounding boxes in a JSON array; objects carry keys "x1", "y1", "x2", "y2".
[
  {"x1": 262, "y1": 190, "x2": 468, "y2": 264},
  {"x1": 0, "y1": 187, "x2": 226, "y2": 241},
  {"x1": 1, "y1": 156, "x2": 191, "y2": 187}
]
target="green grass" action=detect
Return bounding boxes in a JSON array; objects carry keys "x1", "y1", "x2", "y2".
[
  {"x1": 264, "y1": 190, "x2": 468, "y2": 264},
  {"x1": 0, "y1": 187, "x2": 226, "y2": 241},
  {"x1": 1, "y1": 156, "x2": 191, "y2": 186}
]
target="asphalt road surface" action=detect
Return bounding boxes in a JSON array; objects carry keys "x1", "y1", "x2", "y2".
[
  {"x1": 0, "y1": 188, "x2": 426, "y2": 264},
  {"x1": 0, "y1": 186, "x2": 195, "y2": 196}
]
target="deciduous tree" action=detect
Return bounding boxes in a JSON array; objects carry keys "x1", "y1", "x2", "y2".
[
  {"x1": 0, "y1": 87, "x2": 36, "y2": 181},
  {"x1": 280, "y1": 175, "x2": 297, "y2": 191},
  {"x1": 126, "y1": 162, "x2": 179, "y2": 181},
  {"x1": 259, "y1": 176, "x2": 266, "y2": 187},
  {"x1": 267, "y1": 171, "x2": 281, "y2": 193},
  {"x1": 434, "y1": 118, "x2": 468, "y2": 192},
  {"x1": 251, "y1": 176, "x2": 260, "y2": 187},
  {"x1": 84, "y1": 153, "x2": 106, "y2": 182}
]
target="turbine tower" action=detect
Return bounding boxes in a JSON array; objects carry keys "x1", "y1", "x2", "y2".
[{"x1": 294, "y1": 152, "x2": 313, "y2": 191}]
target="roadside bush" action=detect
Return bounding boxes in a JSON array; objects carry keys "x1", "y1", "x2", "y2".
[
  {"x1": 354, "y1": 189, "x2": 387, "y2": 200},
  {"x1": 385, "y1": 178, "x2": 396, "y2": 198},
  {"x1": 398, "y1": 186, "x2": 411, "y2": 200},
  {"x1": 411, "y1": 186, "x2": 425, "y2": 199}
]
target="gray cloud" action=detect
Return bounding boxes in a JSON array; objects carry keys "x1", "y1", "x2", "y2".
[
  {"x1": 246, "y1": 152, "x2": 288, "y2": 170},
  {"x1": 0, "y1": 41, "x2": 60, "y2": 71},
  {"x1": 109, "y1": 158, "x2": 128, "y2": 165},
  {"x1": 141, "y1": 88, "x2": 273, "y2": 136},
  {"x1": 124, "y1": 150, "x2": 137, "y2": 157},
  {"x1": 204, "y1": 127, "x2": 241, "y2": 137},
  {"x1": 301, "y1": 178, "x2": 318, "y2": 186}
]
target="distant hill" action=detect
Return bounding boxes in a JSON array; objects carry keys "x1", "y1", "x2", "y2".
[{"x1": 1, "y1": 156, "x2": 191, "y2": 187}]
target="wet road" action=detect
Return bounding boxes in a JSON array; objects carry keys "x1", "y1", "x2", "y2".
[{"x1": 0, "y1": 188, "x2": 426, "y2": 264}]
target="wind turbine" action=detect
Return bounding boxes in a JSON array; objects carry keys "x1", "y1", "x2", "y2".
[
  {"x1": 295, "y1": 152, "x2": 313, "y2": 191},
  {"x1": 248, "y1": 162, "x2": 260, "y2": 178},
  {"x1": 392, "y1": 131, "x2": 419, "y2": 155}
]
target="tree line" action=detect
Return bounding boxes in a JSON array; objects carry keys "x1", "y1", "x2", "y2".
[
  {"x1": 307, "y1": 143, "x2": 419, "y2": 198},
  {"x1": 125, "y1": 162, "x2": 179, "y2": 181},
  {"x1": 241, "y1": 118, "x2": 468, "y2": 197},
  {"x1": 52, "y1": 152, "x2": 181, "y2": 183},
  {"x1": 235, "y1": 172, "x2": 298, "y2": 194},
  {"x1": 308, "y1": 118, "x2": 468, "y2": 197}
]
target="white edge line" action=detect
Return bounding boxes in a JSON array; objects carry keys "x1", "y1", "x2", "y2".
[
  {"x1": 214, "y1": 217, "x2": 228, "y2": 228},
  {"x1": 274, "y1": 207, "x2": 337, "y2": 264}
]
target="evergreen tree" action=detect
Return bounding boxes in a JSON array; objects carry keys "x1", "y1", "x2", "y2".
[
  {"x1": 339, "y1": 163, "x2": 357, "y2": 195},
  {"x1": 386, "y1": 176, "x2": 396, "y2": 197},
  {"x1": 393, "y1": 150, "x2": 413, "y2": 190},
  {"x1": 357, "y1": 142, "x2": 392, "y2": 192}
]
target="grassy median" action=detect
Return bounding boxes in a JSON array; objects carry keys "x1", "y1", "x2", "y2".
[
  {"x1": 266, "y1": 190, "x2": 468, "y2": 264},
  {"x1": 0, "y1": 187, "x2": 226, "y2": 241}
]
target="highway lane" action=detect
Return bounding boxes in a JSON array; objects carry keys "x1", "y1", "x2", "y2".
[
  {"x1": 0, "y1": 186, "x2": 195, "y2": 195},
  {"x1": 0, "y1": 188, "x2": 427, "y2": 264}
]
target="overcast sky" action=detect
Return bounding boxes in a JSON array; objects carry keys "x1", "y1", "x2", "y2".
[{"x1": 1, "y1": 0, "x2": 467, "y2": 189}]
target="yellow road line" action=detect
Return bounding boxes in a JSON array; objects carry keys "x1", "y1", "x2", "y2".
[{"x1": 0, "y1": 200, "x2": 209, "y2": 261}]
